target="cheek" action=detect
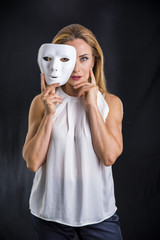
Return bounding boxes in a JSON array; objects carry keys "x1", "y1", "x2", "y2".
[
  {"x1": 83, "y1": 62, "x2": 93, "y2": 75},
  {"x1": 85, "y1": 57, "x2": 94, "y2": 70}
]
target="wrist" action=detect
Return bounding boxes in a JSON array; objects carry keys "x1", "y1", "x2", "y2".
[
  {"x1": 44, "y1": 111, "x2": 55, "y2": 119},
  {"x1": 86, "y1": 102, "x2": 98, "y2": 111}
]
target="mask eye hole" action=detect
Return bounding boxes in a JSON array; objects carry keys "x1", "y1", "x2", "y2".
[
  {"x1": 60, "y1": 58, "x2": 69, "y2": 62},
  {"x1": 43, "y1": 57, "x2": 52, "y2": 61}
]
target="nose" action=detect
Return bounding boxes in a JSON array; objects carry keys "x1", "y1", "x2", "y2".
[{"x1": 73, "y1": 61, "x2": 80, "y2": 73}]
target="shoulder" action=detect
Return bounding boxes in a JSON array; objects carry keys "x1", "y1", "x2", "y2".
[
  {"x1": 105, "y1": 92, "x2": 123, "y2": 110},
  {"x1": 30, "y1": 93, "x2": 43, "y2": 110},
  {"x1": 104, "y1": 92, "x2": 123, "y2": 121},
  {"x1": 29, "y1": 93, "x2": 44, "y2": 119}
]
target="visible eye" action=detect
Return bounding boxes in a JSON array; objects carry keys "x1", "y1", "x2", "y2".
[
  {"x1": 43, "y1": 57, "x2": 52, "y2": 61},
  {"x1": 60, "y1": 58, "x2": 69, "y2": 62},
  {"x1": 81, "y1": 57, "x2": 88, "y2": 62}
]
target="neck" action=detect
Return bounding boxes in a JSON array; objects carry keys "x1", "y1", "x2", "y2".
[{"x1": 61, "y1": 83, "x2": 79, "y2": 97}]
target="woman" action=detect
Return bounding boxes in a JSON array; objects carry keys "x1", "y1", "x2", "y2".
[{"x1": 23, "y1": 24, "x2": 123, "y2": 240}]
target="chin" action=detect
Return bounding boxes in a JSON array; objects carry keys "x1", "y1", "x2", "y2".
[
  {"x1": 68, "y1": 80, "x2": 79, "y2": 86},
  {"x1": 67, "y1": 80, "x2": 75, "y2": 85}
]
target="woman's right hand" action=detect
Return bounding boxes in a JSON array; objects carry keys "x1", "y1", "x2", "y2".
[{"x1": 40, "y1": 73, "x2": 63, "y2": 115}]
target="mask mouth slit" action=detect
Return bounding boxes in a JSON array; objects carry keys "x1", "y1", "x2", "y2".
[{"x1": 51, "y1": 76, "x2": 58, "y2": 78}]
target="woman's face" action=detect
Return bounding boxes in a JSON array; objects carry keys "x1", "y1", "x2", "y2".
[{"x1": 64, "y1": 38, "x2": 95, "y2": 86}]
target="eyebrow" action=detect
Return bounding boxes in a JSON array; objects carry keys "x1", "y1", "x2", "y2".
[{"x1": 79, "y1": 54, "x2": 89, "y2": 57}]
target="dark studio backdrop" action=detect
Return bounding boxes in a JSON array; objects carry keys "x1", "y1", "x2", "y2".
[{"x1": 0, "y1": 0, "x2": 160, "y2": 239}]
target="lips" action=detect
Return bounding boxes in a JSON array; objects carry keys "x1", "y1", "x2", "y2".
[{"x1": 71, "y1": 76, "x2": 81, "y2": 80}]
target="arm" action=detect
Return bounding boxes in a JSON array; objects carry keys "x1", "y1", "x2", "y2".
[
  {"x1": 22, "y1": 75, "x2": 62, "y2": 172},
  {"x1": 87, "y1": 94, "x2": 123, "y2": 166},
  {"x1": 22, "y1": 95, "x2": 54, "y2": 172},
  {"x1": 74, "y1": 69, "x2": 123, "y2": 166}
]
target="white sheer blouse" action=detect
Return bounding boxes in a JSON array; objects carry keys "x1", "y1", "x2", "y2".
[{"x1": 29, "y1": 87, "x2": 117, "y2": 226}]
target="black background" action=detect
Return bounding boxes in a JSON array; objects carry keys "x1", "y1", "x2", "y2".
[{"x1": 0, "y1": 1, "x2": 160, "y2": 239}]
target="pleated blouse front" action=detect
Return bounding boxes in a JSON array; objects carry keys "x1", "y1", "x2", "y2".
[{"x1": 29, "y1": 87, "x2": 117, "y2": 226}]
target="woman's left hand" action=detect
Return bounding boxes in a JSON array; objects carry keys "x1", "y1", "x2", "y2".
[{"x1": 73, "y1": 68, "x2": 98, "y2": 106}]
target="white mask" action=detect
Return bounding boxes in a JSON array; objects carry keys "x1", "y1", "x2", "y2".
[{"x1": 38, "y1": 43, "x2": 76, "y2": 86}]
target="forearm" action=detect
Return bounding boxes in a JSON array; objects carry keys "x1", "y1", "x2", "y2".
[
  {"x1": 23, "y1": 113, "x2": 53, "y2": 172},
  {"x1": 88, "y1": 104, "x2": 122, "y2": 166}
]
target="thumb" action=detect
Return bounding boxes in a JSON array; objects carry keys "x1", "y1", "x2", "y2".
[{"x1": 41, "y1": 73, "x2": 46, "y2": 93}]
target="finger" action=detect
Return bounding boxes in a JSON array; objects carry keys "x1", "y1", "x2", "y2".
[
  {"x1": 52, "y1": 93, "x2": 63, "y2": 99},
  {"x1": 73, "y1": 82, "x2": 92, "y2": 89},
  {"x1": 48, "y1": 99, "x2": 63, "y2": 105},
  {"x1": 90, "y1": 68, "x2": 96, "y2": 85},
  {"x1": 52, "y1": 99, "x2": 63, "y2": 104},
  {"x1": 42, "y1": 97, "x2": 63, "y2": 103},
  {"x1": 50, "y1": 83, "x2": 60, "y2": 94},
  {"x1": 44, "y1": 97, "x2": 63, "y2": 105},
  {"x1": 43, "y1": 94, "x2": 63, "y2": 100},
  {"x1": 43, "y1": 83, "x2": 60, "y2": 96},
  {"x1": 41, "y1": 73, "x2": 46, "y2": 93},
  {"x1": 77, "y1": 87, "x2": 91, "y2": 97},
  {"x1": 42, "y1": 95, "x2": 63, "y2": 105},
  {"x1": 73, "y1": 80, "x2": 87, "y2": 86}
]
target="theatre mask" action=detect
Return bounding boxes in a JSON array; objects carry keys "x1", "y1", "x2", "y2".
[{"x1": 38, "y1": 43, "x2": 76, "y2": 86}]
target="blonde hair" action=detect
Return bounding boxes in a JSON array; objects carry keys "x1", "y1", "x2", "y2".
[{"x1": 52, "y1": 24, "x2": 108, "y2": 93}]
